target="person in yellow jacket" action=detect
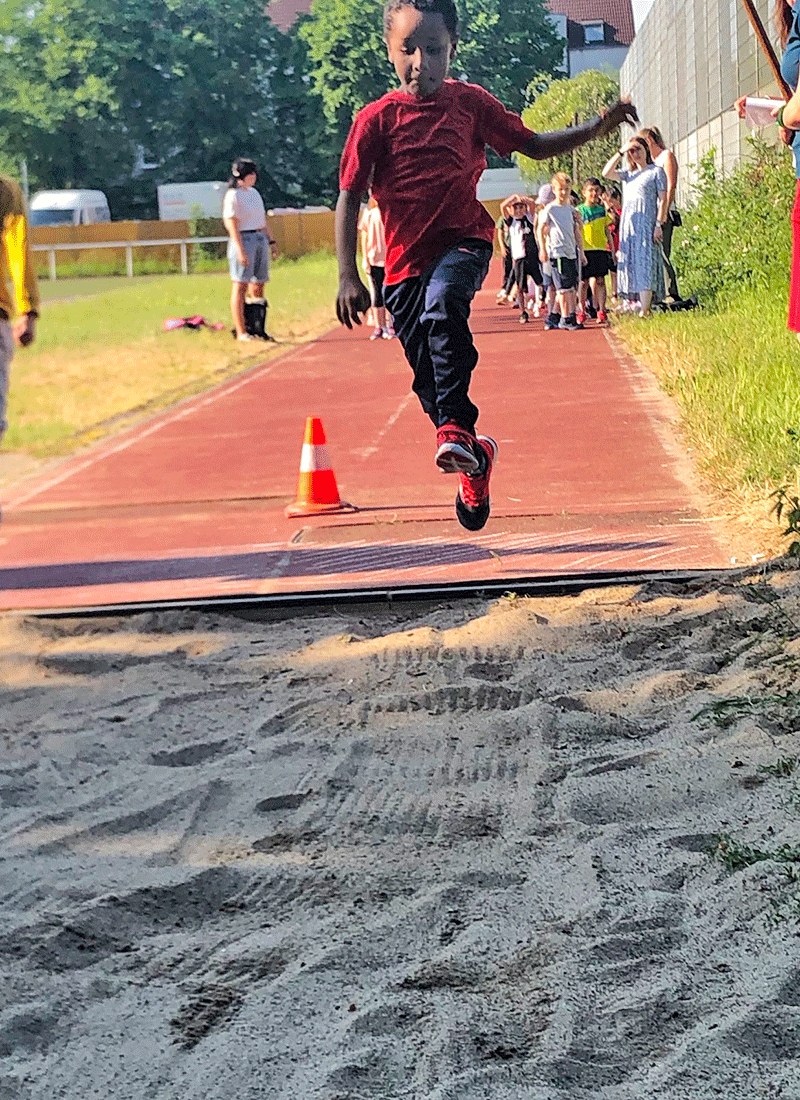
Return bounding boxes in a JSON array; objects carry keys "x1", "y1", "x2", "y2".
[{"x1": 0, "y1": 174, "x2": 39, "y2": 442}]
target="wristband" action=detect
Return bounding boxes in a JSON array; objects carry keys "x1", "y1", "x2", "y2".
[{"x1": 778, "y1": 105, "x2": 787, "y2": 128}]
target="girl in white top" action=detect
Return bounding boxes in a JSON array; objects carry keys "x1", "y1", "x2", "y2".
[
  {"x1": 222, "y1": 157, "x2": 275, "y2": 342},
  {"x1": 358, "y1": 195, "x2": 393, "y2": 338}
]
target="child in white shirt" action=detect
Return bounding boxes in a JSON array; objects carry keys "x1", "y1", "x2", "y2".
[{"x1": 538, "y1": 171, "x2": 586, "y2": 330}]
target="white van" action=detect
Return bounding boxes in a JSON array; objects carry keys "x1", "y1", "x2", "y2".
[
  {"x1": 29, "y1": 190, "x2": 111, "y2": 227},
  {"x1": 157, "y1": 182, "x2": 227, "y2": 221}
]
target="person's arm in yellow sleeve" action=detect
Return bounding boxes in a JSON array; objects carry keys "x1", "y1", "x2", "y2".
[{"x1": 2, "y1": 177, "x2": 39, "y2": 347}]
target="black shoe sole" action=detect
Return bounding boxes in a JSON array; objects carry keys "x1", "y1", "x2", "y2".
[
  {"x1": 455, "y1": 492, "x2": 490, "y2": 531},
  {"x1": 436, "y1": 443, "x2": 481, "y2": 475}
]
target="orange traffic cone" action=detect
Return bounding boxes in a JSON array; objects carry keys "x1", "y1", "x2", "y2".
[{"x1": 285, "y1": 417, "x2": 357, "y2": 517}]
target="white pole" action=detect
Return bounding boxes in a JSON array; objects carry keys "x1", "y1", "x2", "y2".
[{"x1": 126, "y1": 245, "x2": 134, "y2": 278}]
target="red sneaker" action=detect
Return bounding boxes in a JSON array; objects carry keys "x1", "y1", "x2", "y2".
[
  {"x1": 597, "y1": 309, "x2": 608, "y2": 324},
  {"x1": 455, "y1": 436, "x2": 497, "y2": 531},
  {"x1": 435, "y1": 422, "x2": 480, "y2": 474}
]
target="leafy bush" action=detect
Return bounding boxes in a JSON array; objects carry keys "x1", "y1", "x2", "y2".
[
  {"x1": 189, "y1": 213, "x2": 228, "y2": 270},
  {"x1": 675, "y1": 138, "x2": 796, "y2": 304}
]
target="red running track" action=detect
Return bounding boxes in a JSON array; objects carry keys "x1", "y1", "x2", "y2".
[{"x1": 0, "y1": 277, "x2": 726, "y2": 610}]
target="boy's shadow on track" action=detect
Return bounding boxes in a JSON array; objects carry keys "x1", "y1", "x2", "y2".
[{"x1": 0, "y1": 536, "x2": 670, "y2": 592}]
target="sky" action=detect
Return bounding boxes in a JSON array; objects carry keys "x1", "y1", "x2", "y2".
[{"x1": 632, "y1": 0, "x2": 656, "y2": 30}]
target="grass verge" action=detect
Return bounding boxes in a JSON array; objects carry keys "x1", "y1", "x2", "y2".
[
  {"x1": 3, "y1": 252, "x2": 338, "y2": 460},
  {"x1": 612, "y1": 283, "x2": 800, "y2": 553}
]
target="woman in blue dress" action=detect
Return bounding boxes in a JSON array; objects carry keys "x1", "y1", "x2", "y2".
[
  {"x1": 602, "y1": 137, "x2": 669, "y2": 316},
  {"x1": 737, "y1": 1, "x2": 800, "y2": 338}
]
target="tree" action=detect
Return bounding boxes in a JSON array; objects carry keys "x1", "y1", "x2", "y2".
[
  {"x1": 107, "y1": 0, "x2": 308, "y2": 203},
  {"x1": 0, "y1": 0, "x2": 336, "y2": 214},
  {"x1": 268, "y1": 21, "x2": 342, "y2": 206},
  {"x1": 0, "y1": 0, "x2": 127, "y2": 191},
  {"x1": 298, "y1": 0, "x2": 563, "y2": 140},
  {"x1": 297, "y1": 0, "x2": 390, "y2": 140},
  {"x1": 517, "y1": 70, "x2": 623, "y2": 187},
  {"x1": 454, "y1": 0, "x2": 563, "y2": 114}
]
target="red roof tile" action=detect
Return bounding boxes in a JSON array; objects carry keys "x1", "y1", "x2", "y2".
[
  {"x1": 547, "y1": 0, "x2": 635, "y2": 46},
  {"x1": 268, "y1": 0, "x2": 636, "y2": 47},
  {"x1": 268, "y1": 0, "x2": 311, "y2": 32}
]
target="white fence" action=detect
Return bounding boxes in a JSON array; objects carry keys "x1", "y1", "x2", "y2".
[{"x1": 31, "y1": 236, "x2": 229, "y2": 280}]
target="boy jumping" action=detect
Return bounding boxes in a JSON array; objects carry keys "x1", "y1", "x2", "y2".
[{"x1": 335, "y1": 0, "x2": 637, "y2": 530}]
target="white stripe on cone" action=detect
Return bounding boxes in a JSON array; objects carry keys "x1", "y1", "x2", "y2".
[{"x1": 300, "y1": 442, "x2": 332, "y2": 472}]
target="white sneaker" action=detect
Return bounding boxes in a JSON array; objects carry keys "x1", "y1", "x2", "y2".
[
  {"x1": 237, "y1": 332, "x2": 255, "y2": 341},
  {"x1": 369, "y1": 327, "x2": 383, "y2": 340}
]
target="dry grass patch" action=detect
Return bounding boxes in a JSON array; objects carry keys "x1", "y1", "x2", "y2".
[{"x1": 4, "y1": 254, "x2": 338, "y2": 459}]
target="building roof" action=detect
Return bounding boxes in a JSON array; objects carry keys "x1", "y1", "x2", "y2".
[
  {"x1": 267, "y1": 0, "x2": 310, "y2": 32},
  {"x1": 547, "y1": 0, "x2": 635, "y2": 46},
  {"x1": 268, "y1": 0, "x2": 636, "y2": 46}
]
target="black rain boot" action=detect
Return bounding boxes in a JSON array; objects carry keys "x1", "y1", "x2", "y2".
[
  {"x1": 249, "y1": 298, "x2": 275, "y2": 342},
  {"x1": 243, "y1": 299, "x2": 259, "y2": 337}
]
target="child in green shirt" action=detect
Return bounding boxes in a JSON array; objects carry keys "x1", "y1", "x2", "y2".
[{"x1": 577, "y1": 177, "x2": 614, "y2": 325}]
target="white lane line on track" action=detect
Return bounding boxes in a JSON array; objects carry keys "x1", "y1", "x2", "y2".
[
  {"x1": 6, "y1": 346, "x2": 310, "y2": 510},
  {"x1": 354, "y1": 393, "x2": 415, "y2": 459}
]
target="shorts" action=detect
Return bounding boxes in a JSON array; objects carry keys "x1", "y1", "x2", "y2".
[
  {"x1": 550, "y1": 255, "x2": 578, "y2": 292},
  {"x1": 581, "y1": 250, "x2": 611, "y2": 280},
  {"x1": 369, "y1": 264, "x2": 385, "y2": 308},
  {"x1": 525, "y1": 252, "x2": 543, "y2": 285},
  {"x1": 228, "y1": 229, "x2": 269, "y2": 283}
]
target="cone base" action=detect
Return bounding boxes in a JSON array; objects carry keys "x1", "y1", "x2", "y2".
[{"x1": 285, "y1": 499, "x2": 358, "y2": 518}]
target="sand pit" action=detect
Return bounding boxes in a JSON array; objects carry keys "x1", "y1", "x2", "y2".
[{"x1": 3, "y1": 568, "x2": 800, "y2": 1098}]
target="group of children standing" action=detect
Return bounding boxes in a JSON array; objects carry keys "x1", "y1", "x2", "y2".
[{"x1": 496, "y1": 175, "x2": 622, "y2": 331}]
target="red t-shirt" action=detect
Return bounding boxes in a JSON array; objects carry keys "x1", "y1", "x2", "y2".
[{"x1": 339, "y1": 80, "x2": 535, "y2": 286}]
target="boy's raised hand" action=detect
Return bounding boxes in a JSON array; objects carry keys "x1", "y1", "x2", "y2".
[
  {"x1": 596, "y1": 99, "x2": 639, "y2": 136},
  {"x1": 336, "y1": 274, "x2": 372, "y2": 329}
]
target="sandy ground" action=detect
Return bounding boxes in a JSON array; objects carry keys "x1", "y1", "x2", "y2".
[{"x1": 3, "y1": 566, "x2": 800, "y2": 1098}]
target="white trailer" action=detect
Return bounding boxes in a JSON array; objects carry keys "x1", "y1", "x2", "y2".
[
  {"x1": 29, "y1": 190, "x2": 111, "y2": 227},
  {"x1": 157, "y1": 181, "x2": 228, "y2": 221},
  {"x1": 476, "y1": 167, "x2": 528, "y2": 202}
]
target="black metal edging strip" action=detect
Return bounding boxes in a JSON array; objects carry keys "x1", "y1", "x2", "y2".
[{"x1": 7, "y1": 567, "x2": 729, "y2": 620}]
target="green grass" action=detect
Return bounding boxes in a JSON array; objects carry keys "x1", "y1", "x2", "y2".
[
  {"x1": 713, "y1": 835, "x2": 800, "y2": 873},
  {"x1": 691, "y1": 692, "x2": 800, "y2": 729},
  {"x1": 614, "y1": 283, "x2": 800, "y2": 493},
  {"x1": 34, "y1": 247, "x2": 227, "y2": 282},
  {"x1": 3, "y1": 251, "x2": 338, "y2": 458},
  {"x1": 38, "y1": 276, "x2": 166, "y2": 302},
  {"x1": 758, "y1": 758, "x2": 798, "y2": 778}
]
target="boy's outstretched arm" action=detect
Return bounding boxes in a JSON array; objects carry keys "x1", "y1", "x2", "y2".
[
  {"x1": 523, "y1": 100, "x2": 639, "y2": 160},
  {"x1": 336, "y1": 189, "x2": 372, "y2": 328}
]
